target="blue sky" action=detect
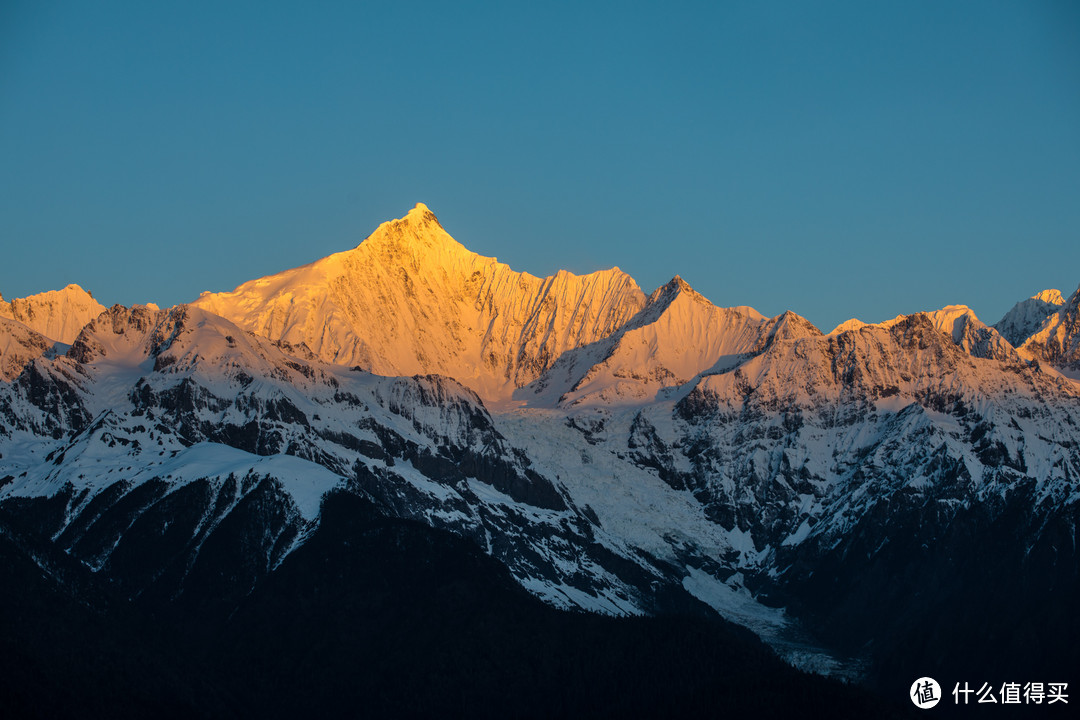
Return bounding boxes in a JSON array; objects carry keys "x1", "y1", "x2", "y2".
[{"x1": 2, "y1": 0, "x2": 1078, "y2": 331}]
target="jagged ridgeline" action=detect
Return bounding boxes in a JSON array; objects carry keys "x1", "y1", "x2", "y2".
[
  {"x1": 2, "y1": 204, "x2": 1078, "y2": 715},
  {"x1": 192, "y1": 204, "x2": 648, "y2": 401}
]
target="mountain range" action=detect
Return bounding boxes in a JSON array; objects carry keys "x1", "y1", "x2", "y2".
[{"x1": 2, "y1": 204, "x2": 1077, "y2": 716}]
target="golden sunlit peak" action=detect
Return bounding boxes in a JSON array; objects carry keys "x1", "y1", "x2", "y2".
[
  {"x1": 1032, "y1": 289, "x2": 1065, "y2": 305},
  {"x1": 403, "y1": 202, "x2": 438, "y2": 224},
  {"x1": 379, "y1": 202, "x2": 444, "y2": 236},
  {"x1": 355, "y1": 203, "x2": 449, "y2": 253}
]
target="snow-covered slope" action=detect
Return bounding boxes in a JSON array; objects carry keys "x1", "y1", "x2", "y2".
[
  {"x1": 511, "y1": 307, "x2": 1080, "y2": 675},
  {"x1": 0, "y1": 317, "x2": 62, "y2": 381},
  {"x1": 0, "y1": 284, "x2": 106, "y2": 344},
  {"x1": 923, "y1": 304, "x2": 1019, "y2": 362},
  {"x1": 994, "y1": 289, "x2": 1065, "y2": 347},
  {"x1": 1018, "y1": 286, "x2": 1080, "y2": 371},
  {"x1": 639, "y1": 312, "x2": 1080, "y2": 677},
  {"x1": 518, "y1": 277, "x2": 810, "y2": 407},
  {"x1": 524, "y1": 292, "x2": 1017, "y2": 410},
  {"x1": 0, "y1": 303, "x2": 720, "y2": 620},
  {"x1": 192, "y1": 204, "x2": 646, "y2": 401}
]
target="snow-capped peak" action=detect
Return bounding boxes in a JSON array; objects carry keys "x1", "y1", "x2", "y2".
[
  {"x1": 829, "y1": 318, "x2": 869, "y2": 335},
  {"x1": 1017, "y1": 284, "x2": 1080, "y2": 371},
  {"x1": 994, "y1": 288, "x2": 1068, "y2": 349},
  {"x1": 520, "y1": 278, "x2": 778, "y2": 407},
  {"x1": 364, "y1": 202, "x2": 451, "y2": 245},
  {"x1": 925, "y1": 304, "x2": 976, "y2": 341},
  {"x1": 664, "y1": 275, "x2": 693, "y2": 293},
  {"x1": 626, "y1": 276, "x2": 714, "y2": 329},
  {"x1": 193, "y1": 205, "x2": 646, "y2": 400},
  {"x1": 922, "y1": 304, "x2": 1019, "y2": 362},
  {"x1": 1032, "y1": 289, "x2": 1065, "y2": 305},
  {"x1": 342, "y1": 201, "x2": 476, "y2": 273},
  {"x1": 0, "y1": 283, "x2": 107, "y2": 344},
  {"x1": 760, "y1": 310, "x2": 823, "y2": 344}
]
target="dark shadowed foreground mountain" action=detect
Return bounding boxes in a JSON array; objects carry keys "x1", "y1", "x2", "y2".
[{"x1": 0, "y1": 494, "x2": 908, "y2": 719}]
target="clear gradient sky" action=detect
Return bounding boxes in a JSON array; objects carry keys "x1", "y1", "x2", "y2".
[{"x1": 2, "y1": 0, "x2": 1078, "y2": 332}]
